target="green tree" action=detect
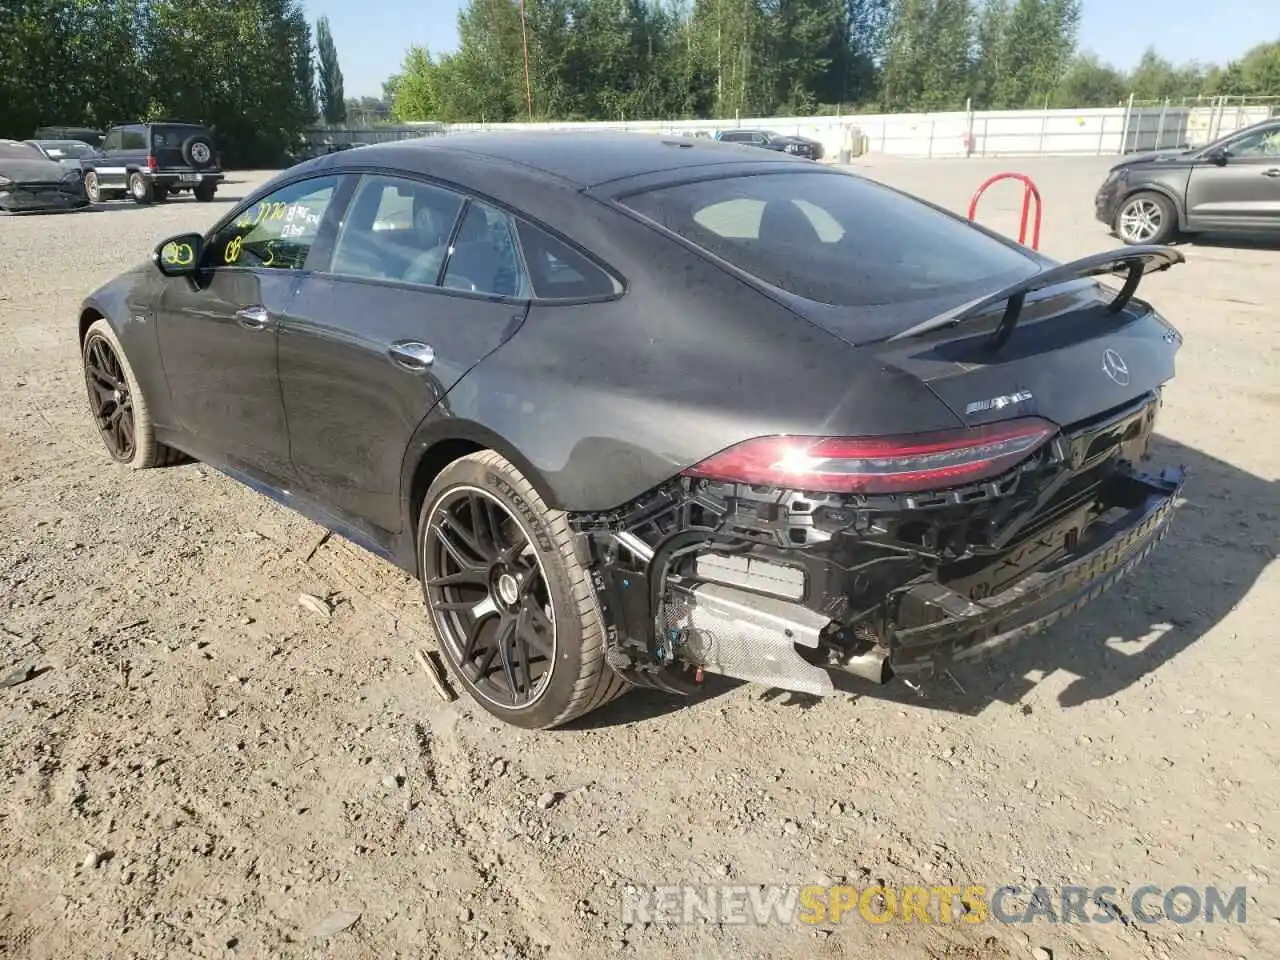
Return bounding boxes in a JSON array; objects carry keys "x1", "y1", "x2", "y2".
[
  {"x1": 0, "y1": 0, "x2": 150, "y2": 137},
  {"x1": 391, "y1": 46, "x2": 441, "y2": 121},
  {"x1": 1053, "y1": 52, "x2": 1126, "y2": 106},
  {"x1": 970, "y1": 0, "x2": 1009, "y2": 108},
  {"x1": 293, "y1": 15, "x2": 318, "y2": 123},
  {"x1": 880, "y1": 0, "x2": 932, "y2": 110},
  {"x1": 991, "y1": 0, "x2": 1080, "y2": 108},
  {"x1": 1235, "y1": 40, "x2": 1280, "y2": 96},
  {"x1": 921, "y1": 0, "x2": 976, "y2": 110},
  {"x1": 881, "y1": 0, "x2": 974, "y2": 111},
  {"x1": 143, "y1": 0, "x2": 316, "y2": 166},
  {"x1": 316, "y1": 15, "x2": 347, "y2": 124}
]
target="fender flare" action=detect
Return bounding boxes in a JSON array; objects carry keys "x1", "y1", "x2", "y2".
[{"x1": 398, "y1": 416, "x2": 564, "y2": 535}]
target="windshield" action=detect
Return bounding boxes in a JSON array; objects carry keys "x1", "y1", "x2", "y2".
[
  {"x1": 620, "y1": 171, "x2": 1039, "y2": 307},
  {"x1": 0, "y1": 141, "x2": 45, "y2": 161},
  {"x1": 37, "y1": 141, "x2": 92, "y2": 159}
]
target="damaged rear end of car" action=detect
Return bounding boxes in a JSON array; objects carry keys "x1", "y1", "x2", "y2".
[{"x1": 573, "y1": 170, "x2": 1188, "y2": 699}]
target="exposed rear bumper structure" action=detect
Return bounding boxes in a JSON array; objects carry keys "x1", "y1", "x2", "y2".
[
  {"x1": 577, "y1": 392, "x2": 1186, "y2": 699},
  {"x1": 888, "y1": 466, "x2": 1181, "y2": 675}
]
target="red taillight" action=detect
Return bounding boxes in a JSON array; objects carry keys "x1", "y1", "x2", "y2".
[
  {"x1": 145, "y1": 154, "x2": 158, "y2": 170},
  {"x1": 681, "y1": 418, "x2": 1057, "y2": 495}
]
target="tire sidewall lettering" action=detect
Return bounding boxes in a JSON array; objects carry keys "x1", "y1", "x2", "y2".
[{"x1": 487, "y1": 471, "x2": 554, "y2": 554}]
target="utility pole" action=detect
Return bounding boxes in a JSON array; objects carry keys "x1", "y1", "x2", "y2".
[{"x1": 519, "y1": 0, "x2": 534, "y2": 121}]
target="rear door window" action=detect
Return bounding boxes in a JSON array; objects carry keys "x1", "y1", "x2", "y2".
[
  {"x1": 328, "y1": 174, "x2": 464, "y2": 286},
  {"x1": 514, "y1": 220, "x2": 619, "y2": 300},
  {"x1": 620, "y1": 171, "x2": 1039, "y2": 307},
  {"x1": 120, "y1": 128, "x2": 146, "y2": 151},
  {"x1": 441, "y1": 201, "x2": 532, "y2": 298}
]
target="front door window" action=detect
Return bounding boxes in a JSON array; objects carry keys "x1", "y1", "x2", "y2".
[{"x1": 208, "y1": 176, "x2": 342, "y2": 271}]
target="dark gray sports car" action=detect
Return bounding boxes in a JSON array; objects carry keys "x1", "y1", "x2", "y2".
[
  {"x1": 77, "y1": 132, "x2": 1186, "y2": 729},
  {"x1": 0, "y1": 139, "x2": 89, "y2": 212}
]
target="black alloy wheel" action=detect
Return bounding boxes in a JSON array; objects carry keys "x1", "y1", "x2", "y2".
[
  {"x1": 83, "y1": 333, "x2": 135, "y2": 462},
  {"x1": 423, "y1": 486, "x2": 557, "y2": 710}
]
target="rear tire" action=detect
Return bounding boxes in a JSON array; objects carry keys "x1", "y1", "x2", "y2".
[
  {"x1": 81, "y1": 319, "x2": 182, "y2": 469},
  {"x1": 193, "y1": 183, "x2": 217, "y2": 202},
  {"x1": 128, "y1": 172, "x2": 153, "y2": 205},
  {"x1": 1114, "y1": 191, "x2": 1176, "y2": 245},
  {"x1": 418, "y1": 451, "x2": 628, "y2": 729}
]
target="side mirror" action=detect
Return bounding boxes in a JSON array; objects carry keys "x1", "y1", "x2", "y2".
[
  {"x1": 153, "y1": 233, "x2": 204, "y2": 277},
  {"x1": 1205, "y1": 147, "x2": 1229, "y2": 165}
]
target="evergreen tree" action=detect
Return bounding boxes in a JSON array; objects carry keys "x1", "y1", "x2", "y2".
[{"x1": 316, "y1": 15, "x2": 347, "y2": 124}]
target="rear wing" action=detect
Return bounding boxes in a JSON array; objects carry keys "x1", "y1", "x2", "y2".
[{"x1": 889, "y1": 245, "x2": 1185, "y2": 346}]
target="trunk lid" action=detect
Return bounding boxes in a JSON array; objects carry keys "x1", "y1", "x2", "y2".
[
  {"x1": 875, "y1": 284, "x2": 1182, "y2": 428},
  {"x1": 807, "y1": 247, "x2": 1186, "y2": 429}
]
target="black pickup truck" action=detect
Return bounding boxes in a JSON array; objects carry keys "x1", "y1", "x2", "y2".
[{"x1": 81, "y1": 121, "x2": 224, "y2": 204}]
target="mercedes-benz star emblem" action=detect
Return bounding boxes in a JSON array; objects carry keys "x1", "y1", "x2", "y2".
[{"x1": 1102, "y1": 348, "x2": 1130, "y2": 387}]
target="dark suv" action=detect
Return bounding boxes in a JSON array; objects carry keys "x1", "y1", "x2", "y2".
[
  {"x1": 81, "y1": 122, "x2": 224, "y2": 204},
  {"x1": 1095, "y1": 118, "x2": 1280, "y2": 244}
]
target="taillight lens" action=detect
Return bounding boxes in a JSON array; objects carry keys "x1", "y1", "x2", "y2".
[
  {"x1": 682, "y1": 418, "x2": 1057, "y2": 494},
  {"x1": 145, "y1": 154, "x2": 158, "y2": 170}
]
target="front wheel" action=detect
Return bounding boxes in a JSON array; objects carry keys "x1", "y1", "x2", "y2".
[
  {"x1": 1114, "y1": 192, "x2": 1176, "y2": 245},
  {"x1": 418, "y1": 451, "x2": 628, "y2": 729},
  {"x1": 81, "y1": 319, "x2": 182, "y2": 469}
]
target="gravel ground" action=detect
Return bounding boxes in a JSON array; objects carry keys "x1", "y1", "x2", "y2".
[{"x1": 1, "y1": 157, "x2": 1277, "y2": 960}]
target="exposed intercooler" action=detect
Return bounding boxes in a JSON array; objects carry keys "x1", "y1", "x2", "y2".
[{"x1": 662, "y1": 579, "x2": 891, "y2": 696}]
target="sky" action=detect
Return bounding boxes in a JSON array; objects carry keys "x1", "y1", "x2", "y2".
[{"x1": 304, "y1": 0, "x2": 1280, "y2": 98}]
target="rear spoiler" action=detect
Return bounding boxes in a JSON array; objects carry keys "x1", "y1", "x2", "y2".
[{"x1": 889, "y1": 245, "x2": 1185, "y2": 346}]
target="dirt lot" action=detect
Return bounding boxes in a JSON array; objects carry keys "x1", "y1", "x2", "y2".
[{"x1": 1, "y1": 156, "x2": 1277, "y2": 960}]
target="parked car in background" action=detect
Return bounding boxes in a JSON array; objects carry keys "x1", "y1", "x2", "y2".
[
  {"x1": 714, "y1": 128, "x2": 824, "y2": 160},
  {"x1": 1096, "y1": 117, "x2": 1280, "y2": 244},
  {"x1": 33, "y1": 125, "x2": 104, "y2": 148},
  {"x1": 0, "y1": 139, "x2": 90, "y2": 212},
  {"x1": 25, "y1": 139, "x2": 95, "y2": 171},
  {"x1": 78, "y1": 132, "x2": 1186, "y2": 731},
  {"x1": 80, "y1": 121, "x2": 224, "y2": 204}
]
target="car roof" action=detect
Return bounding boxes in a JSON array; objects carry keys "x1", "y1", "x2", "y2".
[{"x1": 326, "y1": 130, "x2": 804, "y2": 189}]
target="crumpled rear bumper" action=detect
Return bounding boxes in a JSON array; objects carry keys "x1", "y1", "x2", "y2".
[{"x1": 887, "y1": 466, "x2": 1184, "y2": 675}]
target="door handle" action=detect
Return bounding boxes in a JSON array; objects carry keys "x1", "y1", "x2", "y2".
[
  {"x1": 1263, "y1": 169, "x2": 1280, "y2": 178},
  {"x1": 388, "y1": 341, "x2": 435, "y2": 371},
  {"x1": 235, "y1": 305, "x2": 272, "y2": 330}
]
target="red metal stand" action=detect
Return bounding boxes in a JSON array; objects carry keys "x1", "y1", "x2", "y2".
[{"x1": 968, "y1": 173, "x2": 1043, "y2": 250}]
